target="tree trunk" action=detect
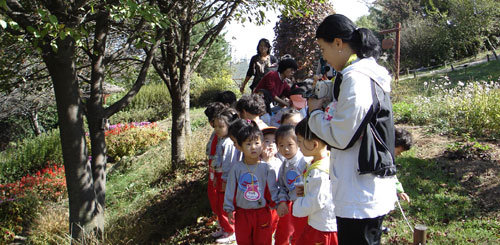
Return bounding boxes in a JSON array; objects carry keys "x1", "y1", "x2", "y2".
[
  {"x1": 170, "y1": 79, "x2": 187, "y2": 169},
  {"x1": 41, "y1": 37, "x2": 100, "y2": 241},
  {"x1": 28, "y1": 109, "x2": 42, "y2": 136}
]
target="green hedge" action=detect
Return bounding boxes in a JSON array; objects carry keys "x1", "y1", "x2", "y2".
[{"x1": 0, "y1": 129, "x2": 62, "y2": 183}]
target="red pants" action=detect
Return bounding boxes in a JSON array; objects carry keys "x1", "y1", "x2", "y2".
[
  {"x1": 207, "y1": 167, "x2": 218, "y2": 217},
  {"x1": 296, "y1": 224, "x2": 338, "y2": 245},
  {"x1": 235, "y1": 207, "x2": 273, "y2": 245},
  {"x1": 215, "y1": 172, "x2": 234, "y2": 233},
  {"x1": 275, "y1": 201, "x2": 308, "y2": 245}
]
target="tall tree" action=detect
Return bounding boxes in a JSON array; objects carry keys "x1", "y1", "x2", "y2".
[
  {"x1": 0, "y1": 0, "x2": 165, "y2": 240},
  {"x1": 153, "y1": 0, "x2": 320, "y2": 169},
  {"x1": 273, "y1": 1, "x2": 335, "y2": 79}
]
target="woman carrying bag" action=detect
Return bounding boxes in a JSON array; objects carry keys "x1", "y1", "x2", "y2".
[{"x1": 307, "y1": 14, "x2": 397, "y2": 245}]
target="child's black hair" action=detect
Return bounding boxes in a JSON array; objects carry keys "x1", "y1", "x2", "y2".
[
  {"x1": 275, "y1": 124, "x2": 297, "y2": 145},
  {"x1": 280, "y1": 108, "x2": 302, "y2": 125},
  {"x1": 316, "y1": 14, "x2": 381, "y2": 59},
  {"x1": 236, "y1": 94, "x2": 267, "y2": 116},
  {"x1": 228, "y1": 118, "x2": 248, "y2": 139},
  {"x1": 204, "y1": 102, "x2": 226, "y2": 122},
  {"x1": 215, "y1": 90, "x2": 237, "y2": 107},
  {"x1": 213, "y1": 107, "x2": 239, "y2": 127},
  {"x1": 295, "y1": 118, "x2": 329, "y2": 149},
  {"x1": 235, "y1": 120, "x2": 263, "y2": 146},
  {"x1": 277, "y1": 58, "x2": 298, "y2": 73},
  {"x1": 395, "y1": 127, "x2": 413, "y2": 151}
]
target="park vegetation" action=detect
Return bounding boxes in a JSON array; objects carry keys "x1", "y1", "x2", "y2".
[{"x1": 1, "y1": 0, "x2": 499, "y2": 243}]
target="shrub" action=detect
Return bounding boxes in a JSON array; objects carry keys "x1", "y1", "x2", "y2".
[
  {"x1": 109, "y1": 108, "x2": 158, "y2": 125},
  {"x1": 108, "y1": 82, "x2": 172, "y2": 123},
  {"x1": 401, "y1": 79, "x2": 500, "y2": 138},
  {"x1": 106, "y1": 122, "x2": 168, "y2": 162},
  {"x1": 0, "y1": 129, "x2": 62, "y2": 183},
  {"x1": 0, "y1": 194, "x2": 39, "y2": 244},
  {"x1": 190, "y1": 71, "x2": 240, "y2": 108}
]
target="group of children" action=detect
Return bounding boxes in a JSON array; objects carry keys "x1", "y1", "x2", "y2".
[{"x1": 204, "y1": 91, "x2": 412, "y2": 245}]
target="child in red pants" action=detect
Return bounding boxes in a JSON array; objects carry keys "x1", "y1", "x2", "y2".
[
  {"x1": 224, "y1": 121, "x2": 279, "y2": 245},
  {"x1": 293, "y1": 119, "x2": 337, "y2": 245},
  {"x1": 275, "y1": 125, "x2": 308, "y2": 245},
  {"x1": 212, "y1": 108, "x2": 240, "y2": 243}
]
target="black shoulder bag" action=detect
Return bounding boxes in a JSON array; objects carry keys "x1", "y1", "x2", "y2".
[{"x1": 332, "y1": 75, "x2": 397, "y2": 177}]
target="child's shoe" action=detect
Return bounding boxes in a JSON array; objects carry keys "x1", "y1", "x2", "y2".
[
  {"x1": 211, "y1": 228, "x2": 225, "y2": 238},
  {"x1": 215, "y1": 232, "x2": 235, "y2": 244}
]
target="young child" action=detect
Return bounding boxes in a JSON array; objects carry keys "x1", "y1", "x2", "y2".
[
  {"x1": 204, "y1": 102, "x2": 227, "y2": 228},
  {"x1": 280, "y1": 108, "x2": 304, "y2": 127},
  {"x1": 275, "y1": 125, "x2": 308, "y2": 245},
  {"x1": 212, "y1": 107, "x2": 239, "y2": 243},
  {"x1": 223, "y1": 121, "x2": 279, "y2": 245},
  {"x1": 394, "y1": 127, "x2": 413, "y2": 202},
  {"x1": 236, "y1": 94, "x2": 269, "y2": 130},
  {"x1": 260, "y1": 126, "x2": 283, "y2": 236},
  {"x1": 293, "y1": 119, "x2": 337, "y2": 245}
]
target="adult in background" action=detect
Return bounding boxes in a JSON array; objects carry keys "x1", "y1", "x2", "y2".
[
  {"x1": 253, "y1": 58, "x2": 298, "y2": 108},
  {"x1": 307, "y1": 14, "x2": 397, "y2": 245},
  {"x1": 240, "y1": 38, "x2": 278, "y2": 93}
]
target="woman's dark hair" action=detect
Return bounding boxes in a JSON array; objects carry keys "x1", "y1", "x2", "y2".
[
  {"x1": 295, "y1": 118, "x2": 329, "y2": 149},
  {"x1": 277, "y1": 58, "x2": 298, "y2": 73},
  {"x1": 236, "y1": 94, "x2": 267, "y2": 116},
  {"x1": 280, "y1": 108, "x2": 302, "y2": 125},
  {"x1": 235, "y1": 120, "x2": 263, "y2": 146},
  {"x1": 395, "y1": 127, "x2": 413, "y2": 151},
  {"x1": 213, "y1": 107, "x2": 239, "y2": 127},
  {"x1": 204, "y1": 102, "x2": 226, "y2": 122},
  {"x1": 316, "y1": 14, "x2": 381, "y2": 59},
  {"x1": 275, "y1": 124, "x2": 296, "y2": 145},
  {"x1": 256, "y1": 38, "x2": 272, "y2": 56},
  {"x1": 256, "y1": 89, "x2": 273, "y2": 114},
  {"x1": 215, "y1": 90, "x2": 237, "y2": 107}
]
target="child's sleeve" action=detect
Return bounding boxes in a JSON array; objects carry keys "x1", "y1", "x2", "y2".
[
  {"x1": 292, "y1": 170, "x2": 328, "y2": 217},
  {"x1": 277, "y1": 163, "x2": 290, "y2": 203},
  {"x1": 221, "y1": 143, "x2": 238, "y2": 181},
  {"x1": 265, "y1": 163, "x2": 279, "y2": 207},
  {"x1": 223, "y1": 166, "x2": 237, "y2": 213},
  {"x1": 394, "y1": 176, "x2": 405, "y2": 193}
]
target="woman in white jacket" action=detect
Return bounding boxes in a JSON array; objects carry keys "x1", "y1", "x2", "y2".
[{"x1": 307, "y1": 14, "x2": 397, "y2": 245}]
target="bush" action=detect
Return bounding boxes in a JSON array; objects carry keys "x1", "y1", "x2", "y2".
[
  {"x1": 106, "y1": 123, "x2": 168, "y2": 162},
  {"x1": 0, "y1": 129, "x2": 62, "y2": 183},
  {"x1": 0, "y1": 194, "x2": 39, "y2": 244},
  {"x1": 109, "y1": 108, "x2": 158, "y2": 125},
  {"x1": 108, "y1": 82, "x2": 172, "y2": 123},
  {"x1": 190, "y1": 70, "x2": 240, "y2": 108},
  {"x1": 400, "y1": 79, "x2": 500, "y2": 138}
]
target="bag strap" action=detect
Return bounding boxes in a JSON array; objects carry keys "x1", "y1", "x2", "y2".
[{"x1": 331, "y1": 78, "x2": 380, "y2": 150}]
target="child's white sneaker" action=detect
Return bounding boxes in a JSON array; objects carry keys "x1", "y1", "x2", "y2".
[
  {"x1": 215, "y1": 232, "x2": 235, "y2": 244},
  {"x1": 211, "y1": 228, "x2": 225, "y2": 238}
]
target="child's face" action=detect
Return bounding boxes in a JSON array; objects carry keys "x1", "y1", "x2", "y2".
[
  {"x1": 241, "y1": 136, "x2": 263, "y2": 162},
  {"x1": 214, "y1": 119, "x2": 228, "y2": 138},
  {"x1": 395, "y1": 146, "x2": 405, "y2": 156},
  {"x1": 263, "y1": 133, "x2": 277, "y2": 156},
  {"x1": 277, "y1": 134, "x2": 299, "y2": 159},
  {"x1": 282, "y1": 114, "x2": 302, "y2": 126},
  {"x1": 296, "y1": 135, "x2": 314, "y2": 157}
]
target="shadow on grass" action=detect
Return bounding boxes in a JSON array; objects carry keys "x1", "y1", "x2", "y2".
[
  {"x1": 105, "y1": 163, "x2": 215, "y2": 244},
  {"x1": 396, "y1": 155, "x2": 500, "y2": 227}
]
